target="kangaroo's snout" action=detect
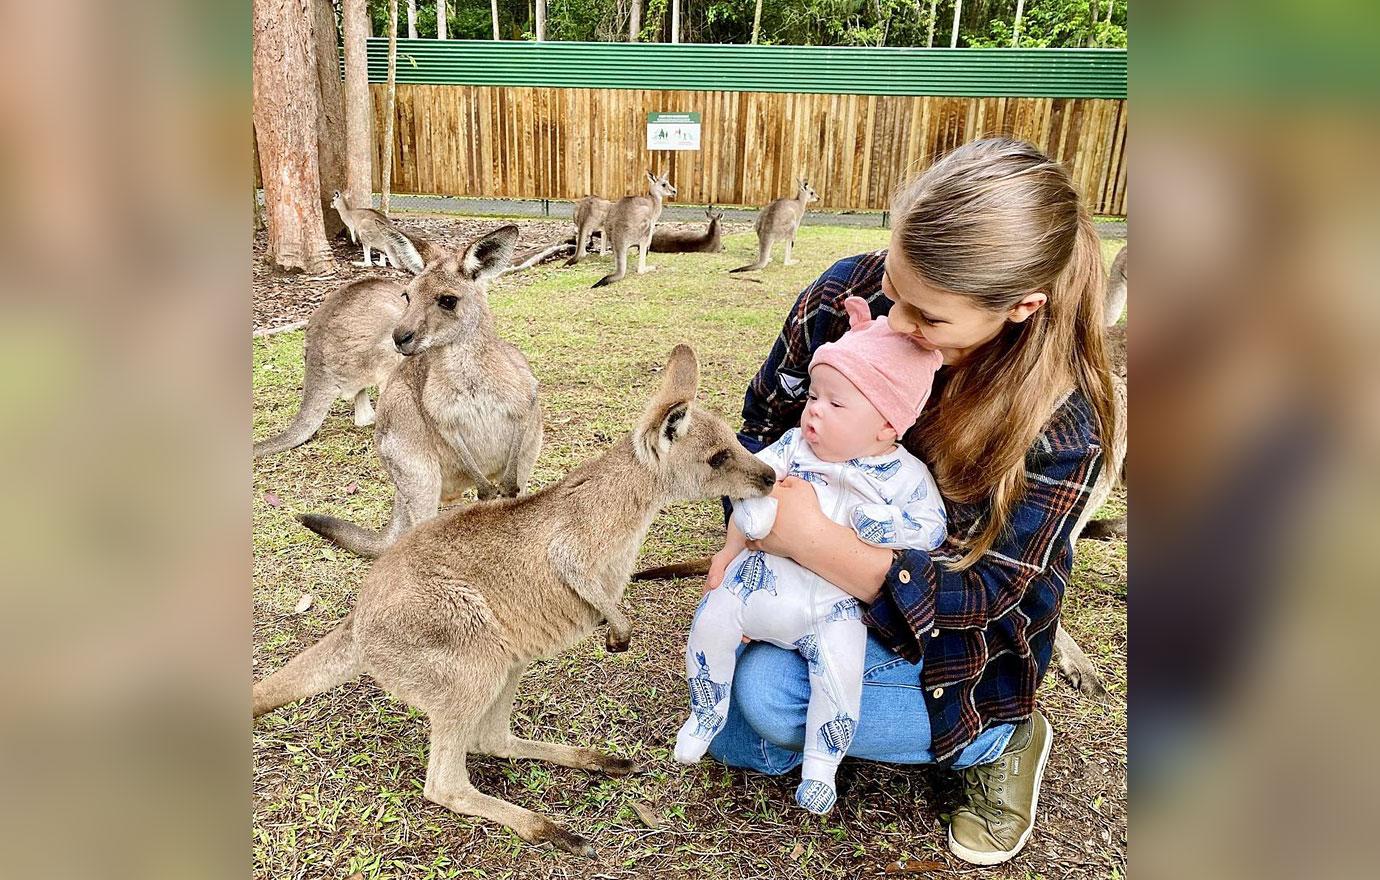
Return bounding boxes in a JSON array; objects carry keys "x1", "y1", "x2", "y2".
[
  {"x1": 393, "y1": 328, "x2": 417, "y2": 354},
  {"x1": 759, "y1": 470, "x2": 776, "y2": 490}
]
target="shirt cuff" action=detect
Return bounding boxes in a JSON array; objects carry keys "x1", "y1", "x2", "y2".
[{"x1": 863, "y1": 550, "x2": 936, "y2": 664}]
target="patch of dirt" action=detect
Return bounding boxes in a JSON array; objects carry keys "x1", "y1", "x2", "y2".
[{"x1": 252, "y1": 215, "x2": 752, "y2": 331}]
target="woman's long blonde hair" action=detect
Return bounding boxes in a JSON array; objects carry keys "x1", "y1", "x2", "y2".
[{"x1": 893, "y1": 138, "x2": 1116, "y2": 569}]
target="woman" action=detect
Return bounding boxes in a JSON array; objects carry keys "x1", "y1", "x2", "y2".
[{"x1": 705, "y1": 138, "x2": 1115, "y2": 866}]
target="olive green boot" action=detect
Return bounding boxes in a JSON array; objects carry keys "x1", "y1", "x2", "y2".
[{"x1": 947, "y1": 710, "x2": 1053, "y2": 866}]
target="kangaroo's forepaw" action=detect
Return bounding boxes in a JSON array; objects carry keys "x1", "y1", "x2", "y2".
[
  {"x1": 606, "y1": 630, "x2": 631, "y2": 653},
  {"x1": 529, "y1": 819, "x2": 596, "y2": 857}
]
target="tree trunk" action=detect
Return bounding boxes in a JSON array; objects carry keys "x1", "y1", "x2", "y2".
[
  {"x1": 1013, "y1": 0, "x2": 1024, "y2": 46},
  {"x1": 751, "y1": 0, "x2": 763, "y2": 44},
  {"x1": 437, "y1": 1, "x2": 446, "y2": 39},
  {"x1": 311, "y1": 0, "x2": 347, "y2": 237},
  {"x1": 1105, "y1": 0, "x2": 1115, "y2": 25},
  {"x1": 343, "y1": 0, "x2": 372, "y2": 213},
  {"x1": 950, "y1": 0, "x2": 962, "y2": 48},
  {"x1": 382, "y1": 1, "x2": 398, "y2": 214},
  {"x1": 671, "y1": 0, "x2": 680, "y2": 44},
  {"x1": 407, "y1": 0, "x2": 417, "y2": 38},
  {"x1": 536, "y1": 0, "x2": 545, "y2": 40},
  {"x1": 491, "y1": 0, "x2": 499, "y2": 40},
  {"x1": 628, "y1": 0, "x2": 641, "y2": 42},
  {"x1": 1087, "y1": 0, "x2": 1098, "y2": 46},
  {"x1": 926, "y1": 0, "x2": 936, "y2": 47},
  {"x1": 253, "y1": 0, "x2": 332, "y2": 274}
]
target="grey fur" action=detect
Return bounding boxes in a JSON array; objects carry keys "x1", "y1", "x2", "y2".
[
  {"x1": 252, "y1": 277, "x2": 405, "y2": 458},
  {"x1": 591, "y1": 171, "x2": 677, "y2": 288},
  {"x1": 563, "y1": 195, "x2": 612, "y2": 266},
  {"x1": 332, "y1": 190, "x2": 425, "y2": 274},
  {"x1": 650, "y1": 205, "x2": 725, "y2": 254},
  {"x1": 1104, "y1": 244, "x2": 1127, "y2": 326},
  {"x1": 730, "y1": 179, "x2": 819, "y2": 273},
  {"x1": 300, "y1": 225, "x2": 542, "y2": 558},
  {"x1": 254, "y1": 345, "x2": 777, "y2": 855}
]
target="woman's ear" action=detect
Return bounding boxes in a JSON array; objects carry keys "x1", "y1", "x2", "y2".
[{"x1": 1006, "y1": 291, "x2": 1048, "y2": 324}]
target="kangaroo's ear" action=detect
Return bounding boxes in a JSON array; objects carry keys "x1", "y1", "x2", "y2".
[
  {"x1": 457, "y1": 224, "x2": 519, "y2": 281},
  {"x1": 646, "y1": 169, "x2": 656, "y2": 182},
  {"x1": 633, "y1": 345, "x2": 700, "y2": 463}
]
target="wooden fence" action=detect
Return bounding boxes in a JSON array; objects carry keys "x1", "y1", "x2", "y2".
[{"x1": 370, "y1": 85, "x2": 1127, "y2": 215}]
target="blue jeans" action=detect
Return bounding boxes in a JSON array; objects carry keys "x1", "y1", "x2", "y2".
[{"x1": 706, "y1": 633, "x2": 1015, "y2": 774}]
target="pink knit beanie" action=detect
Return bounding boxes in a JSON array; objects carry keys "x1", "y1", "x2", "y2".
[{"x1": 809, "y1": 296, "x2": 944, "y2": 434}]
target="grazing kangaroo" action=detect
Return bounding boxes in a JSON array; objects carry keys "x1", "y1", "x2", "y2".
[
  {"x1": 563, "y1": 195, "x2": 612, "y2": 266},
  {"x1": 331, "y1": 190, "x2": 425, "y2": 274},
  {"x1": 253, "y1": 278, "x2": 405, "y2": 458},
  {"x1": 730, "y1": 179, "x2": 819, "y2": 273},
  {"x1": 301, "y1": 225, "x2": 542, "y2": 558},
  {"x1": 635, "y1": 268, "x2": 1129, "y2": 701},
  {"x1": 651, "y1": 205, "x2": 725, "y2": 254},
  {"x1": 253, "y1": 345, "x2": 777, "y2": 856},
  {"x1": 591, "y1": 171, "x2": 677, "y2": 288}
]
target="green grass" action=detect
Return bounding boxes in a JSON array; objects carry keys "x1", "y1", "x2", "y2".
[{"x1": 253, "y1": 224, "x2": 1127, "y2": 879}]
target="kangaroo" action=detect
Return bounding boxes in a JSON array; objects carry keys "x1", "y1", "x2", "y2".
[
  {"x1": 331, "y1": 190, "x2": 425, "y2": 274},
  {"x1": 650, "y1": 205, "x2": 725, "y2": 254},
  {"x1": 563, "y1": 195, "x2": 612, "y2": 266},
  {"x1": 730, "y1": 179, "x2": 819, "y2": 273},
  {"x1": 1104, "y1": 244, "x2": 1127, "y2": 326},
  {"x1": 300, "y1": 225, "x2": 542, "y2": 558},
  {"x1": 254, "y1": 345, "x2": 777, "y2": 855},
  {"x1": 253, "y1": 278, "x2": 406, "y2": 458},
  {"x1": 591, "y1": 171, "x2": 677, "y2": 288}
]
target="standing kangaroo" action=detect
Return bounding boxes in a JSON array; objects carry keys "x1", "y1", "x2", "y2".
[
  {"x1": 253, "y1": 278, "x2": 405, "y2": 458},
  {"x1": 650, "y1": 205, "x2": 725, "y2": 253},
  {"x1": 253, "y1": 345, "x2": 777, "y2": 856},
  {"x1": 730, "y1": 179, "x2": 819, "y2": 273},
  {"x1": 591, "y1": 171, "x2": 677, "y2": 288},
  {"x1": 301, "y1": 225, "x2": 542, "y2": 558},
  {"x1": 331, "y1": 190, "x2": 426, "y2": 274},
  {"x1": 563, "y1": 195, "x2": 612, "y2": 266}
]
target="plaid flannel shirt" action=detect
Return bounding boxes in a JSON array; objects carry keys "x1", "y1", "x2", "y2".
[{"x1": 738, "y1": 251, "x2": 1105, "y2": 763}]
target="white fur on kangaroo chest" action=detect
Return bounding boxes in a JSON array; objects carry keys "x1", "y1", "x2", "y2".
[{"x1": 425, "y1": 383, "x2": 526, "y2": 478}]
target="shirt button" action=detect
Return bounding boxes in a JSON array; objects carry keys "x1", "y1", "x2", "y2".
[
  {"x1": 898, "y1": 569, "x2": 911, "y2": 584},
  {"x1": 931, "y1": 628, "x2": 940, "y2": 638},
  {"x1": 932, "y1": 687, "x2": 944, "y2": 698}
]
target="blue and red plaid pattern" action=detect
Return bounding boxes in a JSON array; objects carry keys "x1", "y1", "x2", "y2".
[{"x1": 737, "y1": 252, "x2": 1105, "y2": 763}]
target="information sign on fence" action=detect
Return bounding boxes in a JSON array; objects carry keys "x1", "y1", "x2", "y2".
[{"x1": 647, "y1": 112, "x2": 701, "y2": 151}]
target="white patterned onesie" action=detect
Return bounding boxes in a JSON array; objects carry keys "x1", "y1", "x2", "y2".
[{"x1": 674, "y1": 427, "x2": 947, "y2": 814}]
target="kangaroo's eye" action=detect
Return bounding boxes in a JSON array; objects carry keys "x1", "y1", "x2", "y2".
[
  {"x1": 437, "y1": 294, "x2": 458, "y2": 311},
  {"x1": 708, "y1": 450, "x2": 730, "y2": 468}
]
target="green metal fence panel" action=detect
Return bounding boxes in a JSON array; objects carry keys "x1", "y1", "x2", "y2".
[{"x1": 362, "y1": 41, "x2": 1126, "y2": 99}]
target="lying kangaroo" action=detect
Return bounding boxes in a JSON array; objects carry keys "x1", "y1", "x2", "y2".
[
  {"x1": 651, "y1": 205, "x2": 725, "y2": 254},
  {"x1": 331, "y1": 190, "x2": 425, "y2": 274},
  {"x1": 301, "y1": 225, "x2": 542, "y2": 557},
  {"x1": 253, "y1": 278, "x2": 405, "y2": 458},
  {"x1": 254, "y1": 345, "x2": 777, "y2": 855},
  {"x1": 563, "y1": 195, "x2": 612, "y2": 266},
  {"x1": 592, "y1": 171, "x2": 677, "y2": 288},
  {"x1": 730, "y1": 179, "x2": 819, "y2": 273}
]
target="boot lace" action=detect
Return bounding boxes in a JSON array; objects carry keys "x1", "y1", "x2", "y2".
[{"x1": 960, "y1": 759, "x2": 1009, "y2": 825}]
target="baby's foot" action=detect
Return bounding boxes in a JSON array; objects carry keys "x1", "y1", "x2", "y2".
[
  {"x1": 795, "y1": 779, "x2": 837, "y2": 815},
  {"x1": 673, "y1": 723, "x2": 712, "y2": 765}
]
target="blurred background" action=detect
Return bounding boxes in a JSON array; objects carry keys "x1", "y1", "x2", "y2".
[{"x1": 0, "y1": 1, "x2": 1377, "y2": 878}]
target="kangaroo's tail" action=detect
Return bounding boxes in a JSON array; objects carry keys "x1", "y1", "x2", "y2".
[
  {"x1": 253, "y1": 379, "x2": 336, "y2": 459},
  {"x1": 252, "y1": 615, "x2": 360, "y2": 718},
  {"x1": 380, "y1": 225, "x2": 426, "y2": 275},
  {"x1": 631, "y1": 556, "x2": 714, "y2": 581},
  {"x1": 299, "y1": 506, "x2": 400, "y2": 559}
]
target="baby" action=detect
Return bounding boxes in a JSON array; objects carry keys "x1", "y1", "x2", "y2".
[{"x1": 674, "y1": 296, "x2": 947, "y2": 815}]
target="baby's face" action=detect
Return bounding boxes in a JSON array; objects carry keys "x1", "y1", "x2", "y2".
[{"x1": 800, "y1": 364, "x2": 894, "y2": 462}]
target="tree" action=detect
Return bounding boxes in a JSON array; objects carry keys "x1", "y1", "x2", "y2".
[
  {"x1": 343, "y1": 0, "x2": 372, "y2": 212},
  {"x1": 751, "y1": 0, "x2": 763, "y2": 44},
  {"x1": 950, "y1": 0, "x2": 962, "y2": 48},
  {"x1": 437, "y1": 0, "x2": 447, "y2": 39},
  {"x1": 927, "y1": 0, "x2": 937, "y2": 46},
  {"x1": 407, "y1": 0, "x2": 418, "y2": 38},
  {"x1": 1013, "y1": 0, "x2": 1024, "y2": 46},
  {"x1": 382, "y1": 0, "x2": 399, "y2": 214},
  {"x1": 311, "y1": 0, "x2": 346, "y2": 237},
  {"x1": 253, "y1": 0, "x2": 332, "y2": 274},
  {"x1": 491, "y1": 0, "x2": 499, "y2": 39},
  {"x1": 536, "y1": 0, "x2": 546, "y2": 40},
  {"x1": 629, "y1": 0, "x2": 641, "y2": 42}
]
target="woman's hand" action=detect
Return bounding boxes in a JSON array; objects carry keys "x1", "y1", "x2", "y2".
[
  {"x1": 745, "y1": 476, "x2": 830, "y2": 561},
  {"x1": 703, "y1": 545, "x2": 736, "y2": 596}
]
